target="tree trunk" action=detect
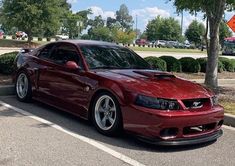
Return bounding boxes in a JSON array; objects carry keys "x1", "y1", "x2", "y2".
[
  {"x1": 205, "y1": 18, "x2": 220, "y2": 90},
  {"x1": 204, "y1": 0, "x2": 226, "y2": 91}
]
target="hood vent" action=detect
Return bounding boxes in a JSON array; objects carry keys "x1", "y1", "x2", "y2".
[{"x1": 133, "y1": 70, "x2": 175, "y2": 80}]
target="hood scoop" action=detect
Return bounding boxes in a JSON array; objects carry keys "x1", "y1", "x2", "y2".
[{"x1": 133, "y1": 70, "x2": 175, "y2": 80}]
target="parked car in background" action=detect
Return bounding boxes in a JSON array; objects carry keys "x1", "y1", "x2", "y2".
[
  {"x1": 16, "y1": 31, "x2": 28, "y2": 39},
  {"x1": 135, "y1": 39, "x2": 149, "y2": 45},
  {"x1": 155, "y1": 40, "x2": 167, "y2": 47},
  {"x1": 14, "y1": 40, "x2": 224, "y2": 146},
  {"x1": 55, "y1": 34, "x2": 69, "y2": 40},
  {"x1": 0, "y1": 30, "x2": 4, "y2": 38},
  {"x1": 184, "y1": 43, "x2": 191, "y2": 49}
]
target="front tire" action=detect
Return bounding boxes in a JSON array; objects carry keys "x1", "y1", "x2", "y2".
[
  {"x1": 15, "y1": 72, "x2": 32, "y2": 102},
  {"x1": 92, "y1": 92, "x2": 122, "y2": 136}
]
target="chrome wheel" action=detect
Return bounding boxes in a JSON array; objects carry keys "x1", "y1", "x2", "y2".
[
  {"x1": 94, "y1": 95, "x2": 117, "y2": 131},
  {"x1": 16, "y1": 73, "x2": 29, "y2": 99}
]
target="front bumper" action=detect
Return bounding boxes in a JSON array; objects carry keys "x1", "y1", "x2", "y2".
[
  {"x1": 137, "y1": 129, "x2": 223, "y2": 146},
  {"x1": 122, "y1": 104, "x2": 224, "y2": 145}
]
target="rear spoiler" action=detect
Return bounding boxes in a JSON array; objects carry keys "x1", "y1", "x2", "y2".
[{"x1": 19, "y1": 48, "x2": 35, "y2": 53}]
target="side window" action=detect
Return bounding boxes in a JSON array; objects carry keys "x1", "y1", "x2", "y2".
[
  {"x1": 38, "y1": 44, "x2": 55, "y2": 59},
  {"x1": 49, "y1": 44, "x2": 80, "y2": 65}
]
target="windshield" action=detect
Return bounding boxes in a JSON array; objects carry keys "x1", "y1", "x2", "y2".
[{"x1": 80, "y1": 45, "x2": 150, "y2": 69}]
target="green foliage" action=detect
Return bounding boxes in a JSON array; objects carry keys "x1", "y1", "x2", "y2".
[
  {"x1": 38, "y1": 37, "x2": 42, "y2": 41},
  {"x1": 197, "y1": 58, "x2": 225, "y2": 73},
  {"x1": 88, "y1": 26, "x2": 113, "y2": 41},
  {"x1": 231, "y1": 59, "x2": 235, "y2": 71},
  {"x1": 179, "y1": 57, "x2": 200, "y2": 73},
  {"x1": 12, "y1": 36, "x2": 16, "y2": 40},
  {"x1": 62, "y1": 10, "x2": 92, "y2": 39},
  {"x1": 115, "y1": 4, "x2": 133, "y2": 30},
  {"x1": 113, "y1": 30, "x2": 136, "y2": 44},
  {"x1": 144, "y1": 56, "x2": 167, "y2": 71},
  {"x1": 159, "y1": 56, "x2": 182, "y2": 72},
  {"x1": 146, "y1": 16, "x2": 182, "y2": 41},
  {"x1": 0, "y1": 0, "x2": 70, "y2": 41},
  {"x1": 185, "y1": 20, "x2": 205, "y2": 46},
  {"x1": 219, "y1": 20, "x2": 233, "y2": 47},
  {"x1": 0, "y1": 51, "x2": 18, "y2": 74},
  {"x1": 219, "y1": 57, "x2": 234, "y2": 72}
]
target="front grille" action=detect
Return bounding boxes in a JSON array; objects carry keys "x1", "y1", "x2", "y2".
[{"x1": 182, "y1": 98, "x2": 211, "y2": 109}]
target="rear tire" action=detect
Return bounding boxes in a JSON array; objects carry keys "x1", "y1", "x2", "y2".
[
  {"x1": 92, "y1": 92, "x2": 122, "y2": 136},
  {"x1": 15, "y1": 71, "x2": 32, "y2": 102}
]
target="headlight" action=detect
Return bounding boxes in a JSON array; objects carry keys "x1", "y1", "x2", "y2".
[
  {"x1": 135, "y1": 95, "x2": 180, "y2": 110},
  {"x1": 211, "y1": 95, "x2": 219, "y2": 106}
]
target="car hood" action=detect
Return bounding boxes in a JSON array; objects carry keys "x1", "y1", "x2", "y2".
[{"x1": 92, "y1": 69, "x2": 213, "y2": 100}]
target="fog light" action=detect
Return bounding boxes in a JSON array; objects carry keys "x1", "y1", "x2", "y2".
[{"x1": 160, "y1": 128, "x2": 178, "y2": 139}]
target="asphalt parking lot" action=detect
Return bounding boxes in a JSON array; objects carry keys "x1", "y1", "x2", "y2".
[{"x1": 0, "y1": 96, "x2": 235, "y2": 166}]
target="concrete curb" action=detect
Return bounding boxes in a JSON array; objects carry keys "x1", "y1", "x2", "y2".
[
  {"x1": 0, "y1": 84, "x2": 234, "y2": 127},
  {"x1": 0, "y1": 85, "x2": 15, "y2": 96},
  {"x1": 224, "y1": 113, "x2": 235, "y2": 128}
]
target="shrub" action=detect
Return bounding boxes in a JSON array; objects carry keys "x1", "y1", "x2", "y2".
[
  {"x1": 46, "y1": 37, "x2": 51, "y2": 41},
  {"x1": 219, "y1": 57, "x2": 234, "y2": 72},
  {"x1": 0, "y1": 51, "x2": 18, "y2": 74},
  {"x1": 230, "y1": 59, "x2": 235, "y2": 71},
  {"x1": 196, "y1": 58, "x2": 224, "y2": 73},
  {"x1": 22, "y1": 37, "x2": 25, "y2": 40},
  {"x1": 12, "y1": 36, "x2": 16, "y2": 39},
  {"x1": 3, "y1": 36, "x2": 6, "y2": 39},
  {"x1": 159, "y1": 56, "x2": 181, "y2": 72},
  {"x1": 179, "y1": 57, "x2": 200, "y2": 73},
  {"x1": 144, "y1": 56, "x2": 167, "y2": 71},
  {"x1": 38, "y1": 37, "x2": 42, "y2": 41}
]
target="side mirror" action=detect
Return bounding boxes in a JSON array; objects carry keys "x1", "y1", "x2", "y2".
[{"x1": 65, "y1": 61, "x2": 81, "y2": 70}]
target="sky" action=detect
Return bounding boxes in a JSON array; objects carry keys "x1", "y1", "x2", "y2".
[{"x1": 68, "y1": 0, "x2": 235, "y2": 34}]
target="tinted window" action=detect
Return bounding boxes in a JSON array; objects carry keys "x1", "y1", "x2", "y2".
[
  {"x1": 38, "y1": 44, "x2": 55, "y2": 59},
  {"x1": 50, "y1": 44, "x2": 80, "y2": 65},
  {"x1": 80, "y1": 45, "x2": 150, "y2": 69}
]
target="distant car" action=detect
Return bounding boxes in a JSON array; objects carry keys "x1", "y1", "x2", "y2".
[
  {"x1": 184, "y1": 43, "x2": 191, "y2": 49},
  {"x1": 155, "y1": 40, "x2": 167, "y2": 47},
  {"x1": 55, "y1": 34, "x2": 69, "y2": 40},
  {"x1": 13, "y1": 40, "x2": 224, "y2": 146},
  {"x1": 135, "y1": 39, "x2": 149, "y2": 45},
  {"x1": 0, "y1": 30, "x2": 4, "y2": 38},
  {"x1": 16, "y1": 31, "x2": 28, "y2": 38}
]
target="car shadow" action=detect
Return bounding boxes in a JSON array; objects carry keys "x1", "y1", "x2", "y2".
[{"x1": 1, "y1": 97, "x2": 218, "y2": 153}]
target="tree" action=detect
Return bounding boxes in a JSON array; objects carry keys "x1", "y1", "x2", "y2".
[
  {"x1": 171, "y1": 0, "x2": 235, "y2": 89},
  {"x1": 185, "y1": 20, "x2": 205, "y2": 46},
  {"x1": 146, "y1": 16, "x2": 162, "y2": 41},
  {"x1": 0, "y1": 0, "x2": 70, "y2": 43},
  {"x1": 219, "y1": 20, "x2": 232, "y2": 47},
  {"x1": 63, "y1": 9, "x2": 91, "y2": 39},
  {"x1": 115, "y1": 4, "x2": 133, "y2": 31},
  {"x1": 113, "y1": 30, "x2": 136, "y2": 44},
  {"x1": 146, "y1": 16, "x2": 181, "y2": 41}
]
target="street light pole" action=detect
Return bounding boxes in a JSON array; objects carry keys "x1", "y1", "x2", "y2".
[{"x1": 136, "y1": 15, "x2": 138, "y2": 39}]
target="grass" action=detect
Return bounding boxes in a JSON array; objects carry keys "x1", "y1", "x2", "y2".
[
  {"x1": 130, "y1": 46, "x2": 206, "y2": 53},
  {"x1": 0, "y1": 39, "x2": 46, "y2": 48},
  {"x1": 219, "y1": 101, "x2": 235, "y2": 115}
]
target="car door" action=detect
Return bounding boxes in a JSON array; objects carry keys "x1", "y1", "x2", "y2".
[{"x1": 36, "y1": 43, "x2": 91, "y2": 117}]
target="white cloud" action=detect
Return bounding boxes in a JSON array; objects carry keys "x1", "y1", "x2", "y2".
[
  {"x1": 131, "y1": 7, "x2": 170, "y2": 30},
  {"x1": 67, "y1": 0, "x2": 78, "y2": 4},
  {"x1": 89, "y1": 6, "x2": 115, "y2": 20}
]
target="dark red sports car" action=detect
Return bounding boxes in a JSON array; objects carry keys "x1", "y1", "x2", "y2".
[{"x1": 13, "y1": 40, "x2": 224, "y2": 145}]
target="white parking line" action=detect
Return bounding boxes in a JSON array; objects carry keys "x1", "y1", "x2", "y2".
[{"x1": 0, "y1": 101, "x2": 145, "y2": 166}]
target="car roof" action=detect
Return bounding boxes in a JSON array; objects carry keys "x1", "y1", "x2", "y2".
[{"x1": 57, "y1": 40, "x2": 119, "y2": 47}]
